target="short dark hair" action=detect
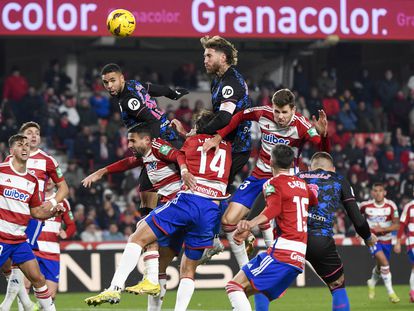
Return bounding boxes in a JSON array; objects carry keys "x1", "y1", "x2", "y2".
[
  {"x1": 8, "y1": 134, "x2": 27, "y2": 148},
  {"x1": 127, "y1": 124, "x2": 152, "y2": 139},
  {"x1": 270, "y1": 144, "x2": 294, "y2": 170},
  {"x1": 200, "y1": 36, "x2": 238, "y2": 66},
  {"x1": 19, "y1": 121, "x2": 41, "y2": 134},
  {"x1": 272, "y1": 89, "x2": 296, "y2": 108},
  {"x1": 372, "y1": 182, "x2": 385, "y2": 189},
  {"x1": 101, "y1": 63, "x2": 122, "y2": 76},
  {"x1": 310, "y1": 152, "x2": 333, "y2": 165},
  {"x1": 194, "y1": 110, "x2": 215, "y2": 132}
]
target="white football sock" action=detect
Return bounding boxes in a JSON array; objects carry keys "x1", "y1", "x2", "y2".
[
  {"x1": 148, "y1": 274, "x2": 167, "y2": 311},
  {"x1": 143, "y1": 251, "x2": 159, "y2": 284},
  {"x1": 380, "y1": 266, "x2": 395, "y2": 295},
  {"x1": 369, "y1": 266, "x2": 381, "y2": 286},
  {"x1": 228, "y1": 291, "x2": 252, "y2": 311},
  {"x1": 410, "y1": 269, "x2": 414, "y2": 291},
  {"x1": 33, "y1": 285, "x2": 55, "y2": 311},
  {"x1": 174, "y1": 278, "x2": 195, "y2": 311},
  {"x1": 110, "y1": 243, "x2": 142, "y2": 290},
  {"x1": 1, "y1": 268, "x2": 22, "y2": 310},
  {"x1": 226, "y1": 231, "x2": 249, "y2": 268}
]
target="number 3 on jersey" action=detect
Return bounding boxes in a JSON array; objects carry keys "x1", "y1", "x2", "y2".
[
  {"x1": 197, "y1": 147, "x2": 226, "y2": 178},
  {"x1": 293, "y1": 196, "x2": 309, "y2": 232}
]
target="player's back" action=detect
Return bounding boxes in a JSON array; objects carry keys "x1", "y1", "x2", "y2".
[
  {"x1": 265, "y1": 174, "x2": 313, "y2": 269},
  {"x1": 180, "y1": 134, "x2": 232, "y2": 199},
  {"x1": 297, "y1": 169, "x2": 345, "y2": 237}
]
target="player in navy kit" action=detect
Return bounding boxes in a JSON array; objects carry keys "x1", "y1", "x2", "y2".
[{"x1": 298, "y1": 152, "x2": 377, "y2": 311}]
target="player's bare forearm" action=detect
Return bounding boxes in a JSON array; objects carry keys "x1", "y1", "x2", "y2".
[
  {"x1": 54, "y1": 180, "x2": 69, "y2": 203},
  {"x1": 30, "y1": 204, "x2": 64, "y2": 220},
  {"x1": 248, "y1": 214, "x2": 269, "y2": 228}
]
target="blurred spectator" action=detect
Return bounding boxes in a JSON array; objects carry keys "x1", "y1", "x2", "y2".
[
  {"x1": 95, "y1": 134, "x2": 115, "y2": 167},
  {"x1": 80, "y1": 222, "x2": 102, "y2": 242},
  {"x1": 355, "y1": 101, "x2": 374, "y2": 132},
  {"x1": 21, "y1": 86, "x2": 45, "y2": 124},
  {"x1": 400, "y1": 173, "x2": 414, "y2": 198},
  {"x1": 90, "y1": 91, "x2": 110, "y2": 119},
  {"x1": 307, "y1": 87, "x2": 324, "y2": 118},
  {"x1": 172, "y1": 63, "x2": 197, "y2": 90},
  {"x1": 59, "y1": 94, "x2": 80, "y2": 126},
  {"x1": 354, "y1": 68, "x2": 374, "y2": 103},
  {"x1": 98, "y1": 189, "x2": 120, "y2": 230},
  {"x1": 106, "y1": 112, "x2": 123, "y2": 141},
  {"x1": 78, "y1": 97, "x2": 98, "y2": 128},
  {"x1": 380, "y1": 146, "x2": 402, "y2": 180},
  {"x1": 343, "y1": 137, "x2": 364, "y2": 165},
  {"x1": 322, "y1": 90, "x2": 340, "y2": 119},
  {"x1": 64, "y1": 159, "x2": 84, "y2": 189},
  {"x1": 339, "y1": 89, "x2": 357, "y2": 111},
  {"x1": 74, "y1": 126, "x2": 97, "y2": 170},
  {"x1": 256, "y1": 87, "x2": 272, "y2": 107},
  {"x1": 385, "y1": 177, "x2": 400, "y2": 203},
  {"x1": 338, "y1": 102, "x2": 357, "y2": 132},
  {"x1": 377, "y1": 69, "x2": 399, "y2": 113},
  {"x1": 73, "y1": 204, "x2": 86, "y2": 238},
  {"x1": 2, "y1": 66, "x2": 29, "y2": 122},
  {"x1": 390, "y1": 91, "x2": 411, "y2": 134},
  {"x1": 43, "y1": 59, "x2": 72, "y2": 95},
  {"x1": 55, "y1": 112, "x2": 77, "y2": 158},
  {"x1": 293, "y1": 63, "x2": 309, "y2": 97},
  {"x1": 0, "y1": 117, "x2": 18, "y2": 143},
  {"x1": 193, "y1": 100, "x2": 205, "y2": 115},
  {"x1": 317, "y1": 68, "x2": 336, "y2": 97},
  {"x1": 258, "y1": 72, "x2": 276, "y2": 91},
  {"x1": 102, "y1": 223, "x2": 125, "y2": 241},
  {"x1": 175, "y1": 98, "x2": 192, "y2": 122},
  {"x1": 296, "y1": 96, "x2": 310, "y2": 118}
]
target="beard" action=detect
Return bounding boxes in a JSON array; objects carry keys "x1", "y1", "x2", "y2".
[{"x1": 206, "y1": 62, "x2": 221, "y2": 75}]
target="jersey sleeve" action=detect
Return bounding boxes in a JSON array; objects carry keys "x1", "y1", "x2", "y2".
[
  {"x1": 397, "y1": 204, "x2": 410, "y2": 239},
  {"x1": 61, "y1": 199, "x2": 76, "y2": 239},
  {"x1": 29, "y1": 179, "x2": 42, "y2": 208},
  {"x1": 389, "y1": 200, "x2": 400, "y2": 221},
  {"x1": 307, "y1": 185, "x2": 319, "y2": 207},
  {"x1": 261, "y1": 181, "x2": 283, "y2": 221},
  {"x1": 152, "y1": 139, "x2": 186, "y2": 166},
  {"x1": 106, "y1": 156, "x2": 143, "y2": 173},
  {"x1": 46, "y1": 155, "x2": 65, "y2": 183},
  {"x1": 219, "y1": 76, "x2": 246, "y2": 114},
  {"x1": 217, "y1": 108, "x2": 263, "y2": 138}
]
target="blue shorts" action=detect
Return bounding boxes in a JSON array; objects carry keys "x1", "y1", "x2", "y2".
[
  {"x1": 25, "y1": 219, "x2": 44, "y2": 249},
  {"x1": 145, "y1": 193, "x2": 220, "y2": 259},
  {"x1": 231, "y1": 176, "x2": 267, "y2": 209},
  {"x1": 0, "y1": 242, "x2": 35, "y2": 267},
  {"x1": 37, "y1": 257, "x2": 60, "y2": 283},
  {"x1": 369, "y1": 242, "x2": 392, "y2": 260},
  {"x1": 158, "y1": 230, "x2": 185, "y2": 255},
  {"x1": 242, "y1": 252, "x2": 301, "y2": 301},
  {"x1": 408, "y1": 248, "x2": 414, "y2": 264}
]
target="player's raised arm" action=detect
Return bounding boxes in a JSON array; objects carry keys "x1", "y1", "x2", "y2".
[{"x1": 146, "y1": 83, "x2": 189, "y2": 100}]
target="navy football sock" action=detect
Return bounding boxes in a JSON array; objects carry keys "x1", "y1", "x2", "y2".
[
  {"x1": 254, "y1": 293, "x2": 270, "y2": 311},
  {"x1": 332, "y1": 288, "x2": 350, "y2": 311}
]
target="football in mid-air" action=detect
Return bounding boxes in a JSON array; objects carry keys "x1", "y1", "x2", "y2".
[{"x1": 107, "y1": 9, "x2": 136, "y2": 37}]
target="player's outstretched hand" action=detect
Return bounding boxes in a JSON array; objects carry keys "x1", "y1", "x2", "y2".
[
  {"x1": 312, "y1": 110, "x2": 328, "y2": 137},
  {"x1": 203, "y1": 135, "x2": 221, "y2": 153},
  {"x1": 364, "y1": 233, "x2": 378, "y2": 247},
  {"x1": 233, "y1": 221, "x2": 252, "y2": 245},
  {"x1": 82, "y1": 169, "x2": 105, "y2": 188},
  {"x1": 170, "y1": 119, "x2": 188, "y2": 137},
  {"x1": 51, "y1": 203, "x2": 66, "y2": 216},
  {"x1": 182, "y1": 171, "x2": 197, "y2": 191},
  {"x1": 168, "y1": 88, "x2": 189, "y2": 100}
]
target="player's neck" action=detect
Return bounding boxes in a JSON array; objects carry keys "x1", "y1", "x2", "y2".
[
  {"x1": 272, "y1": 168, "x2": 290, "y2": 176},
  {"x1": 30, "y1": 147, "x2": 39, "y2": 154},
  {"x1": 11, "y1": 158, "x2": 27, "y2": 174},
  {"x1": 217, "y1": 64, "x2": 230, "y2": 77},
  {"x1": 374, "y1": 199, "x2": 385, "y2": 206}
]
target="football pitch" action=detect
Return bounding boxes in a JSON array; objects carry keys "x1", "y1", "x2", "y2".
[{"x1": 2, "y1": 285, "x2": 412, "y2": 310}]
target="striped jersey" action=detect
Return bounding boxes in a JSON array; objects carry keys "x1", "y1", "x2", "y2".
[
  {"x1": 359, "y1": 199, "x2": 399, "y2": 244},
  {"x1": 35, "y1": 194, "x2": 75, "y2": 261},
  {"x1": 6, "y1": 149, "x2": 65, "y2": 199},
  {"x1": 179, "y1": 134, "x2": 232, "y2": 200},
  {"x1": 217, "y1": 107, "x2": 330, "y2": 179},
  {"x1": 0, "y1": 159, "x2": 42, "y2": 243},
  {"x1": 262, "y1": 174, "x2": 318, "y2": 270},
  {"x1": 398, "y1": 200, "x2": 414, "y2": 251}
]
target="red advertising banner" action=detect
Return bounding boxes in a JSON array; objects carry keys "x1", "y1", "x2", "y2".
[{"x1": 1, "y1": 0, "x2": 414, "y2": 40}]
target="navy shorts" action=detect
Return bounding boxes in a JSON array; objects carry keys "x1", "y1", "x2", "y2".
[
  {"x1": 369, "y1": 242, "x2": 392, "y2": 260},
  {"x1": 231, "y1": 176, "x2": 267, "y2": 209},
  {"x1": 0, "y1": 242, "x2": 35, "y2": 267},
  {"x1": 37, "y1": 257, "x2": 60, "y2": 283},
  {"x1": 242, "y1": 252, "x2": 301, "y2": 301},
  {"x1": 145, "y1": 193, "x2": 220, "y2": 259},
  {"x1": 408, "y1": 248, "x2": 414, "y2": 264}
]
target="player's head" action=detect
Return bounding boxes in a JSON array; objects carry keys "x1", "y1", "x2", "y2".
[
  {"x1": 201, "y1": 35, "x2": 238, "y2": 74},
  {"x1": 9, "y1": 134, "x2": 30, "y2": 162},
  {"x1": 127, "y1": 125, "x2": 153, "y2": 157},
  {"x1": 371, "y1": 182, "x2": 386, "y2": 203},
  {"x1": 270, "y1": 144, "x2": 294, "y2": 173},
  {"x1": 45, "y1": 178, "x2": 56, "y2": 193},
  {"x1": 310, "y1": 152, "x2": 335, "y2": 172},
  {"x1": 272, "y1": 89, "x2": 296, "y2": 127},
  {"x1": 101, "y1": 63, "x2": 125, "y2": 96},
  {"x1": 193, "y1": 110, "x2": 215, "y2": 132},
  {"x1": 19, "y1": 121, "x2": 41, "y2": 150}
]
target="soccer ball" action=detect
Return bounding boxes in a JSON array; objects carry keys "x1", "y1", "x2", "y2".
[{"x1": 107, "y1": 9, "x2": 136, "y2": 37}]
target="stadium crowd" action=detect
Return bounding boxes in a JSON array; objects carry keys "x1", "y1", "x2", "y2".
[{"x1": 1, "y1": 60, "x2": 414, "y2": 241}]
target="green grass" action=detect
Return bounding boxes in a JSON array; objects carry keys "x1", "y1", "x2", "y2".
[{"x1": 2, "y1": 285, "x2": 412, "y2": 310}]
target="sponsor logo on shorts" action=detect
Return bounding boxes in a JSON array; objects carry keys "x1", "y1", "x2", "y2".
[
  {"x1": 3, "y1": 188, "x2": 29, "y2": 202},
  {"x1": 290, "y1": 252, "x2": 305, "y2": 264}
]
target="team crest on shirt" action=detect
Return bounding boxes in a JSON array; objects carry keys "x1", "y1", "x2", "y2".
[
  {"x1": 222, "y1": 86, "x2": 234, "y2": 99},
  {"x1": 159, "y1": 145, "x2": 172, "y2": 155},
  {"x1": 147, "y1": 162, "x2": 157, "y2": 172}
]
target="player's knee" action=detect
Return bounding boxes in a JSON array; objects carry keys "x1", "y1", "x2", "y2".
[
  {"x1": 328, "y1": 274, "x2": 345, "y2": 291},
  {"x1": 222, "y1": 222, "x2": 237, "y2": 233},
  {"x1": 145, "y1": 241, "x2": 159, "y2": 252},
  {"x1": 30, "y1": 273, "x2": 46, "y2": 288},
  {"x1": 225, "y1": 280, "x2": 245, "y2": 295}
]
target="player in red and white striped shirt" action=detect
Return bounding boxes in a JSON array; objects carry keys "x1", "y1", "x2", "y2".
[
  {"x1": 360, "y1": 183, "x2": 400, "y2": 303},
  {"x1": 203, "y1": 88, "x2": 329, "y2": 269},
  {"x1": 0, "y1": 134, "x2": 64, "y2": 311},
  {"x1": 394, "y1": 199, "x2": 414, "y2": 302},
  {"x1": 226, "y1": 144, "x2": 317, "y2": 310},
  {"x1": 33, "y1": 179, "x2": 76, "y2": 300}
]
